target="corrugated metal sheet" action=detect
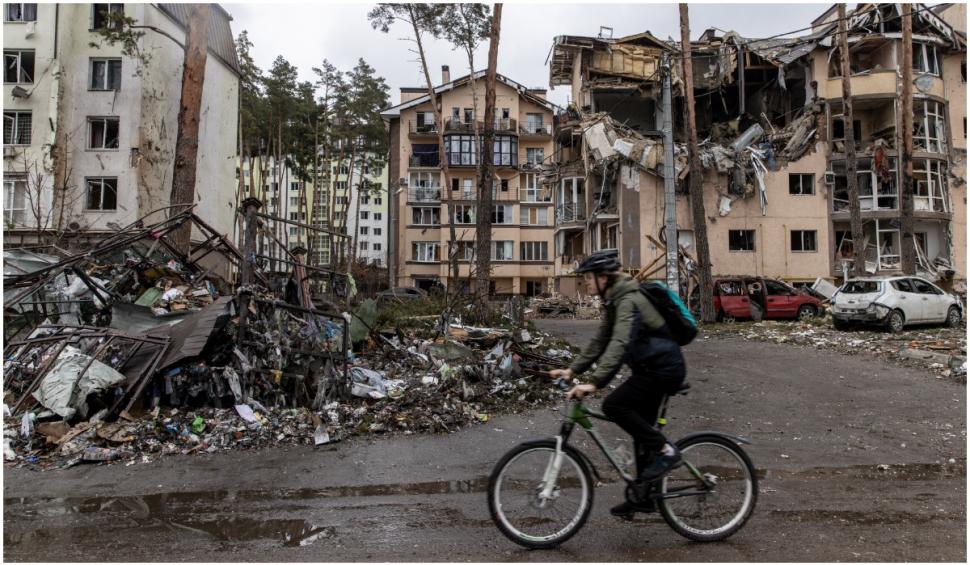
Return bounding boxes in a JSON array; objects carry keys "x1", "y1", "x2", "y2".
[
  {"x1": 150, "y1": 296, "x2": 232, "y2": 370},
  {"x1": 157, "y1": 4, "x2": 241, "y2": 74}
]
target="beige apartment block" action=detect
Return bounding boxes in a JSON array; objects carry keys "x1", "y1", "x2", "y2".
[
  {"x1": 382, "y1": 68, "x2": 559, "y2": 296},
  {"x1": 549, "y1": 2, "x2": 966, "y2": 298}
]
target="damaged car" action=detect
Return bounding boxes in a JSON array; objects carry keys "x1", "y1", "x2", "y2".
[{"x1": 832, "y1": 277, "x2": 963, "y2": 332}]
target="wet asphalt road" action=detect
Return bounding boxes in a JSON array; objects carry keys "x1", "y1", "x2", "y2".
[{"x1": 4, "y1": 320, "x2": 966, "y2": 562}]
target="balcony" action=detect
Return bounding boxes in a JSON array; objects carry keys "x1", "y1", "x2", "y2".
[
  {"x1": 556, "y1": 202, "x2": 587, "y2": 225},
  {"x1": 519, "y1": 188, "x2": 552, "y2": 203},
  {"x1": 494, "y1": 118, "x2": 517, "y2": 133},
  {"x1": 520, "y1": 161, "x2": 544, "y2": 173},
  {"x1": 408, "y1": 120, "x2": 438, "y2": 136},
  {"x1": 445, "y1": 119, "x2": 478, "y2": 133},
  {"x1": 409, "y1": 154, "x2": 441, "y2": 168},
  {"x1": 520, "y1": 122, "x2": 552, "y2": 137},
  {"x1": 408, "y1": 187, "x2": 442, "y2": 202},
  {"x1": 448, "y1": 188, "x2": 519, "y2": 202}
]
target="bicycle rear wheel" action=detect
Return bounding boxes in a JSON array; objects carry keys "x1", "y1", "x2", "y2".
[
  {"x1": 657, "y1": 434, "x2": 757, "y2": 542},
  {"x1": 488, "y1": 441, "x2": 594, "y2": 549}
]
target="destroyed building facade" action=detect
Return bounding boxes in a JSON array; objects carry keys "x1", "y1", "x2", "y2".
[
  {"x1": 382, "y1": 69, "x2": 559, "y2": 295},
  {"x1": 547, "y1": 2, "x2": 966, "y2": 297},
  {"x1": 3, "y1": 4, "x2": 241, "y2": 249}
]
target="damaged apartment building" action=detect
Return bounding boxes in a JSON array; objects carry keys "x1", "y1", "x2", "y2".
[{"x1": 546, "y1": 2, "x2": 966, "y2": 297}]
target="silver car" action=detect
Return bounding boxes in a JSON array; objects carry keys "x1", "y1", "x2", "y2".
[{"x1": 832, "y1": 276, "x2": 963, "y2": 332}]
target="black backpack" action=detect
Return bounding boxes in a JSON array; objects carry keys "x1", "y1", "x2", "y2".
[{"x1": 639, "y1": 281, "x2": 698, "y2": 346}]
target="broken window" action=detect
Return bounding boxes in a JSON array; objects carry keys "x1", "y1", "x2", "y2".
[
  {"x1": 456, "y1": 240, "x2": 476, "y2": 261},
  {"x1": 90, "y1": 58, "x2": 122, "y2": 91},
  {"x1": 3, "y1": 176, "x2": 26, "y2": 226},
  {"x1": 525, "y1": 113, "x2": 545, "y2": 134},
  {"x1": 832, "y1": 117, "x2": 862, "y2": 146},
  {"x1": 912, "y1": 42, "x2": 940, "y2": 76},
  {"x1": 445, "y1": 135, "x2": 477, "y2": 166},
  {"x1": 830, "y1": 158, "x2": 897, "y2": 212},
  {"x1": 4, "y1": 49, "x2": 34, "y2": 83},
  {"x1": 463, "y1": 108, "x2": 473, "y2": 123},
  {"x1": 415, "y1": 111, "x2": 436, "y2": 132},
  {"x1": 493, "y1": 135, "x2": 518, "y2": 166},
  {"x1": 3, "y1": 111, "x2": 31, "y2": 144},
  {"x1": 558, "y1": 177, "x2": 585, "y2": 222},
  {"x1": 492, "y1": 204, "x2": 513, "y2": 224},
  {"x1": 913, "y1": 99, "x2": 946, "y2": 153},
  {"x1": 913, "y1": 158, "x2": 948, "y2": 212},
  {"x1": 92, "y1": 4, "x2": 123, "y2": 30},
  {"x1": 5, "y1": 3, "x2": 37, "y2": 22},
  {"x1": 491, "y1": 240, "x2": 514, "y2": 261},
  {"x1": 411, "y1": 207, "x2": 439, "y2": 225},
  {"x1": 526, "y1": 147, "x2": 544, "y2": 166},
  {"x1": 788, "y1": 174, "x2": 814, "y2": 195},
  {"x1": 728, "y1": 229, "x2": 755, "y2": 252},
  {"x1": 790, "y1": 230, "x2": 817, "y2": 252},
  {"x1": 412, "y1": 242, "x2": 439, "y2": 262},
  {"x1": 85, "y1": 177, "x2": 118, "y2": 211},
  {"x1": 520, "y1": 241, "x2": 549, "y2": 261},
  {"x1": 451, "y1": 204, "x2": 475, "y2": 224},
  {"x1": 88, "y1": 117, "x2": 120, "y2": 149}
]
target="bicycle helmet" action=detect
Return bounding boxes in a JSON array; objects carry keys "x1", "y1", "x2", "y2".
[{"x1": 573, "y1": 249, "x2": 621, "y2": 274}]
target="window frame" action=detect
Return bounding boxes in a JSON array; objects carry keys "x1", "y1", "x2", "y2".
[
  {"x1": 490, "y1": 240, "x2": 514, "y2": 261},
  {"x1": 790, "y1": 229, "x2": 817, "y2": 253},
  {"x1": 520, "y1": 241, "x2": 549, "y2": 262},
  {"x1": 412, "y1": 241, "x2": 440, "y2": 262},
  {"x1": 87, "y1": 116, "x2": 120, "y2": 150},
  {"x1": 3, "y1": 176, "x2": 27, "y2": 226},
  {"x1": 912, "y1": 42, "x2": 940, "y2": 76},
  {"x1": 3, "y1": 111, "x2": 32, "y2": 145},
  {"x1": 5, "y1": 3, "x2": 37, "y2": 22},
  {"x1": 491, "y1": 204, "x2": 514, "y2": 225},
  {"x1": 3, "y1": 49, "x2": 35, "y2": 84},
  {"x1": 84, "y1": 177, "x2": 118, "y2": 211},
  {"x1": 788, "y1": 173, "x2": 814, "y2": 196},
  {"x1": 728, "y1": 229, "x2": 756, "y2": 252},
  {"x1": 411, "y1": 206, "x2": 440, "y2": 226},
  {"x1": 89, "y1": 58, "x2": 122, "y2": 91},
  {"x1": 91, "y1": 3, "x2": 124, "y2": 31},
  {"x1": 451, "y1": 204, "x2": 476, "y2": 224}
]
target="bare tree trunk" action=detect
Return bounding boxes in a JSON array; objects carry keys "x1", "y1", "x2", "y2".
[
  {"x1": 838, "y1": 4, "x2": 866, "y2": 277},
  {"x1": 679, "y1": 4, "x2": 715, "y2": 323},
  {"x1": 406, "y1": 5, "x2": 457, "y2": 292},
  {"x1": 169, "y1": 3, "x2": 210, "y2": 254},
  {"x1": 900, "y1": 3, "x2": 917, "y2": 274},
  {"x1": 475, "y1": 3, "x2": 502, "y2": 321}
]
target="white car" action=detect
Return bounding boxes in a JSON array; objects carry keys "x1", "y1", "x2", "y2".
[{"x1": 831, "y1": 276, "x2": 963, "y2": 332}]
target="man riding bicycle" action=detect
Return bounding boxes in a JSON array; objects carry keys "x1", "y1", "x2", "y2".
[{"x1": 549, "y1": 249, "x2": 687, "y2": 518}]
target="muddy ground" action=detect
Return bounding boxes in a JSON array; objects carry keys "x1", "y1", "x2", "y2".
[{"x1": 4, "y1": 320, "x2": 966, "y2": 562}]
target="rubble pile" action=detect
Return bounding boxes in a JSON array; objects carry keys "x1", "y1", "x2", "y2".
[
  {"x1": 704, "y1": 319, "x2": 967, "y2": 379},
  {"x1": 527, "y1": 295, "x2": 602, "y2": 320}
]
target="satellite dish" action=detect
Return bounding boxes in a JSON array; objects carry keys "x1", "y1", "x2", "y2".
[{"x1": 914, "y1": 74, "x2": 935, "y2": 93}]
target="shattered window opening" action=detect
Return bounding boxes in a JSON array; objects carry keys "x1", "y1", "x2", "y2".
[
  {"x1": 842, "y1": 281, "x2": 881, "y2": 294},
  {"x1": 913, "y1": 158, "x2": 948, "y2": 213},
  {"x1": 87, "y1": 116, "x2": 120, "y2": 150},
  {"x1": 728, "y1": 229, "x2": 756, "y2": 252},
  {"x1": 830, "y1": 159, "x2": 898, "y2": 212},
  {"x1": 3, "y1": 110, "x2": 31, "y2": 145},
  {"x1": 912, "y1": 42, "x2": 940, "y2": 76},
  {"x1": 411, "y1": 206, "x2": 440, "y2": 226},
  {"x1": 790, "y1": 230, "x2": 817, "y2": 253},
  {"x1": 788, "y1": 174, "x2": 815, "y2": 195},
  {"x1": 3, "y1": 49, "x2": 34, "y2": 84},
  {"x1": 456, "y1": 240, "x2": 476, "y2": 261},
  {"x1": 913, "y1": 99, "x2": 946, "y2": 153},
  {"x1": 411, "y1": 241, "x2": 439, "y2": 262},
  {"x1": 84, "y1": 177, "x2": 118, "y2": 211},
  {"x1": 451, "y1": 204, "x2": 475, "y2": 224}
]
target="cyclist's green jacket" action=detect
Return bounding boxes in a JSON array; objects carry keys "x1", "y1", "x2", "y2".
[{"x1": 569, "y1": 274, "x2": 684, "y2": 389}]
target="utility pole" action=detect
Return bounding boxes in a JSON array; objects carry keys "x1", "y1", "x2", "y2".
[
  {"x1": 660, "y1": 51, "x2": 679, "y2": 295},
  {"x1": 679, "y1": 4, "x2": 714, "y2": 322},
  {"x1": 169, "y1": 3, "x2": 211, "y2": 254},
  {"x1": 900, "y1": 3, "x2": 917, "y2": 274},
  {"x1": 838, "y1": 4, "x2": 865, "y2": 277}
]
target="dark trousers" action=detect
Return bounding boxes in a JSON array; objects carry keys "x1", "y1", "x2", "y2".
[{"x1": 601, "y1": 375, "x2": 669, "y2": 455}]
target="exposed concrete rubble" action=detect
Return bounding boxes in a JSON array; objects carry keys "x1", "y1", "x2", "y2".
[{"x1": 703, "y1": 319, "x2": 967, "y2": 379}]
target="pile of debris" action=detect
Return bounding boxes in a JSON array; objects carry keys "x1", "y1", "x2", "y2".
[
  {"x1": 704, "y1": 319, "x2": 967, "y2": 379},
  {"x1": 527, "y1": 295, "x2": 602, "y2": 320},
  {"x1": 3, "y1": 322, "x2": 575, "y2": 470}
]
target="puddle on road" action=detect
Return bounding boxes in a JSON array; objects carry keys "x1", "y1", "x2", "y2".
[{"x1": 166, "y1": 517, "x2": 335, "y2": 547}]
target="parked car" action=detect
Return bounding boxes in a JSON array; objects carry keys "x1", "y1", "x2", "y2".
[
  {"x1": 703, "y1": 276, "x2": 824, "y2": 321},
  {"x1": 376, "y1": 287, "x2": 429, "y2": 304},
  {"x1": 831, "y1": 276, "x2": 963, "y2": 332}
]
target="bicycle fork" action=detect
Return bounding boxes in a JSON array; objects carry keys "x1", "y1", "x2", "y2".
[{"x1": 537, "y1": 436, "x2": 565, "y2": 505}]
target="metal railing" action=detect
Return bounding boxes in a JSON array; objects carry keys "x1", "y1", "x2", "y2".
[
  {"x1": 519, "y1": 189, "x2": 552, "y2": 202},
  {"x1": 447, "y1": 188, "x2": 519, "y2": 202},
  {"x1": 408, "y1": 120, "x2": 438, "y2": 134},
  {"x1": 520, "y1": 123, "x2": 552, "y2": 136},
  {"x1": 494, "y1": 118, "x2": 518, "y2": 132},
  {"x1": 408, "y1": 187, "x2": 442, "y2": 202},
  {"x1": 556, "y1": 202, "x2": 587, "y2": 223}
]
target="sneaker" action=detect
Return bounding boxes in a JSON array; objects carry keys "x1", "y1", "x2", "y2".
[
  {"x1": 610, "y1": 499, "x2": 656, "y2": 520},
  {"x1": 638, "y1": 447, "x2": 682, "y2": 482}
]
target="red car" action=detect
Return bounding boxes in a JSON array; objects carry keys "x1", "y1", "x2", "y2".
[{"x1": 709, "y1": 277, "x2": 823, "y2": 321}]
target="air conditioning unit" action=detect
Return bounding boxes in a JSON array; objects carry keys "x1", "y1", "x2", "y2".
[
  {"x1": 3, "y1": 146, "x2": 17, "y2": 159},
  {"x1": 824, "y1": 171, "x2": 835, "y2": 185},
  {"x1": 25, "y1": 21, "x2": 36, "y2": 38}
]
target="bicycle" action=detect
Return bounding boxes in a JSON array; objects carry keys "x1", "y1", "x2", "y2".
[{"x1": 487, "y1": 379, "x2": 758, "y2": 549}]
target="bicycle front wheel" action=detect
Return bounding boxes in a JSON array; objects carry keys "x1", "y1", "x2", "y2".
[
  {"x1": 488, "y1": 441, "x2": 594, "y2": 549},
  {"x1": 658, "y1": 434, "x2": 758, "y2": 542}
]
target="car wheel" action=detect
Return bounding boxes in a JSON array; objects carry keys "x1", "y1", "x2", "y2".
[
  {"x1": 945, "y1": 306, "x2": 962, "y2": 328},
  {"x1": 885, "y1": 309, "x2": 905, "y2": 333},
  {"x1": 797, "y1": 305, "x2": 817, "y2": 321}
]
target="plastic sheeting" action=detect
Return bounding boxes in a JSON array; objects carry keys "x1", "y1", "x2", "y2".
[{"x1": 31, "y1": 346, "x2": 127, "y2": 420}]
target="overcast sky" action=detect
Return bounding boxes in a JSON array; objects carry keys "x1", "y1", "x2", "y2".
[{"x1": 224, "y1": 2, "x2": 836, "y2": 108}]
